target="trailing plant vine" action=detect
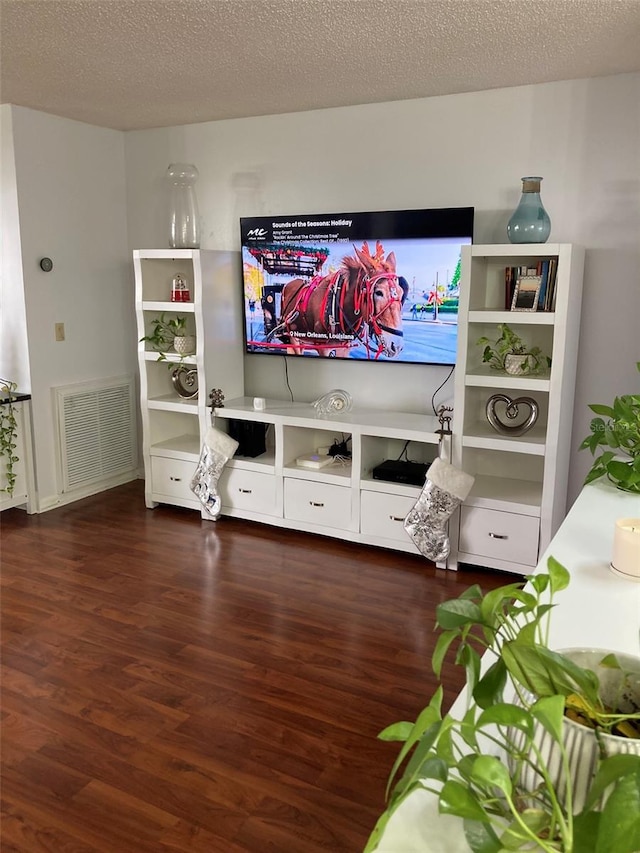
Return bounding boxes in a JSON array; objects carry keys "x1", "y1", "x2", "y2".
[{"x1": 0, "y1": 378, "x2": 19, "y2": 496}]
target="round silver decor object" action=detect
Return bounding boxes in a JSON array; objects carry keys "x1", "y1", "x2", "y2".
[
  {"x1": 486, "y1": 393, "x2": 539, "y2": 436},
  {"x1": 171, "y1": 366, "x2": 198, "y2": 399}
]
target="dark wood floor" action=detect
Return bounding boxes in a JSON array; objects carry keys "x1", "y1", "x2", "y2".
[{"x1": 1, "y1": 481, "x2": 513, "y2": 852}]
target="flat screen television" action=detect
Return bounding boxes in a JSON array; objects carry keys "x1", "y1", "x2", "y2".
[{"x1": 239, "y1": 207, "x2": 474, "y2": 365}]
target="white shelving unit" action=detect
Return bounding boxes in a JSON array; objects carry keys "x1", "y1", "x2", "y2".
[
  {"x1": 134, "y1": 249, "x2": 243, "y2": 513},
  {"x1": 213, "y1": 398, "x2": 444, "y2": 555},
  {"x1": 133, "y1": 244, "x2": 585, "y2": 572},
  {"x1": 450, "y1": 243, "x2": 585, "y2": 574}
]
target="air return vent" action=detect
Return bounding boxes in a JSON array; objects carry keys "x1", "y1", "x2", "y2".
[{"x1": 54, "y1": 376, "x2": 137, "y2": 492}]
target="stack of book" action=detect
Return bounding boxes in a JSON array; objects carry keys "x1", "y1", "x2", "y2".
[{"x1": 504, "y1": 259, "x2": 558, "y2": 311}]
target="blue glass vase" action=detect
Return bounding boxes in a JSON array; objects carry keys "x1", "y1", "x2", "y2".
[{"x1": 507, "y1": 176, "x2": 551, "y2": 244}]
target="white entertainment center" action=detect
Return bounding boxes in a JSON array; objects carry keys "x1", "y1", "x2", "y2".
[{"x1": 134, "y1": 243, "x2": 584, "y2": 574}]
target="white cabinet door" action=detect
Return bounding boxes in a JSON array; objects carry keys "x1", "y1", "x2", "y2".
[
  {"x1": 284, "y1": 478, "x2": 352, "y2": 530},
  {"x1": 220, "y1": 468, "x2": 278, "y2": 516},
  {"x1": 459, "y1": 506, "x2": 540, "y2": 567},
  {"x1": 151, "y1": 456, "x2": 199, "y2": 505},
  {"x1": 360, "y1": 490, "x2": 416, "y2": 544}
]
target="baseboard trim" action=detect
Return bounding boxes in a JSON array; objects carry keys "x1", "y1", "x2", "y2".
[{"x1": 36, "y1": 472, "x2": 139, "y2": 513}]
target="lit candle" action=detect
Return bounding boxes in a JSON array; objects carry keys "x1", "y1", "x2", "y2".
[{"x1": 611, "y1": 518, "x2": 640, "y2": 581}]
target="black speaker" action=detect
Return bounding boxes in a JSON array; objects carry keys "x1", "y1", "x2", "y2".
[{"x1": 228, "y1": 419, "x2": 267, "y2": 458}]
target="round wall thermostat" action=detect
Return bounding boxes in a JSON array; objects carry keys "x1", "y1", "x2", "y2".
[{"x1": 39, "y1": 257, "x2": 53, "y2": 272}]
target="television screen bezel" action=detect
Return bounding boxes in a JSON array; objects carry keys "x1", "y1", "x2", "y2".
[{"x1": 239, "y1": 206, "x2": 474, "y2": 367}]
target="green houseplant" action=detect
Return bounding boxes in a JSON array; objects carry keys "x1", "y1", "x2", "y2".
[
  {"x1": 0, "y1": 378, "x2": 19, "y2": 496},
  {"x1": 579, "y1": 362, "x2": 640, "y2": 494},
  {"x1": 140, "y1": 314, "x2": 195, "y2": 363},
  {"x1": 365, "y1": 558, "x2": 640, "y2": 853},
  {"x1": 477, "y1": 324, "x2": 551, "y2": 376}
]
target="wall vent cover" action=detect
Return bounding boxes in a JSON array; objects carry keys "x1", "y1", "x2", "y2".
[{"x1": 54, "y1": 376, "x2": 137, "y2": 492}]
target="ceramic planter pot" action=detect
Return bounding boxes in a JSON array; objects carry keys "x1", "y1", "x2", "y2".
[
  {"x1": 504, "y1": 353, "x2": 530, "y2": 375},
  {"x1": 173, "y1": 334, "x2": 196, "y2": 355},
  {"x1": 509, "y1": 649, "x2": 640, "y2": 813}
]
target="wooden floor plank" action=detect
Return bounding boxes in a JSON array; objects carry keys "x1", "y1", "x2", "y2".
[{"x1": 1, "y1": 480, "x2": 514, "y2": 852}]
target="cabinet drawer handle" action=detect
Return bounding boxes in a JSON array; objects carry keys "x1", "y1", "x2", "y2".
[
  {"x1": 310, "y1": 501, "x2": 324, "y2": 507},
  {"x1": 239, "y1": 488, "x2": 252, "y2": 494},
  {"x1": 170, "y1": 476, "x2": 182, "y2": 482},
  {"x1": 390, "y1": 515, "x2": 404, "y2": 522},
  {"x1": 488, "y1": 532, "x2": 508, "y2": 539}
]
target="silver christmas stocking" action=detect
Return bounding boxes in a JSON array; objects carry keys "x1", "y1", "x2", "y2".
[
  {"x1": 404, "y1": 457, "x2": 474, "y2": 561},
  {"x1": 190, "y1": 426, "x2": 239, "y2": 519}
]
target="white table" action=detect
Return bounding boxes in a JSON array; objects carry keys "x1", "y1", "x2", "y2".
[{"x1": 374, "y1": 479, "x2": 640, "y2": 852}]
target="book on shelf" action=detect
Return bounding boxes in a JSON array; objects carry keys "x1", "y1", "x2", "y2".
[{"x1": 503, "y1": 258, "x2": 558, "y2": 312}]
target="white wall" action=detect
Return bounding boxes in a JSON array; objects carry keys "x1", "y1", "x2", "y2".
[
  {"x1": 124, "y1": 73, "x2": 640, "y2": 505},
  {"x1": 0, "y1": 105, "x2": 30, "y2": 391},
  {"x1": 9, "y1": 106, "x2": 133, "y2": 509}
]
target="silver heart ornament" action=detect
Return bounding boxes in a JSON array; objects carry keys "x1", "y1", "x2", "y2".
[{"x1": 486, "y1": 393, "x2": 539, "y2": 436}]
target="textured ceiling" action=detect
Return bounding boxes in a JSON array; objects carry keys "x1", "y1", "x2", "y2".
[{"x1": 2, "y1": 0, "x2": 640, "y2": 131}]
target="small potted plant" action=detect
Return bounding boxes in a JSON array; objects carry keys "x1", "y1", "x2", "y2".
[
  {"x1": 140, "y1": 314, "x2": 196, "y2": 358},
  {"x1": 477, "y1": 323, "x2": 551, "y2": 376},
  {"x1": 366, "y1": 558, "x2": 640, "y2": 853},
  {"x1": 579, "y1": 362, "x2": 640, "y2": 494}
]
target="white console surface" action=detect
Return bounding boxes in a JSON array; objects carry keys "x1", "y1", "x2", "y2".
[
  {"x1": 217, "y1": 397, "x2": 441, "y2": 440},
  {"x1": 373, "y1": 478, "x2": 640, "y2": 852}
]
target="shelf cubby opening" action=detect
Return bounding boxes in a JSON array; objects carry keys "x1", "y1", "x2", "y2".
[
  {"x1": 465, "y1": 321, "x2": 554, "y2": 375},
  {"x1": 467, "y1": 252, "x2": 559, "y2": 313},
  {"x1": 219, "y1": 419, "x2": 277, "y2": 471},
  {"x1": 462, "y1": 385, "x2": 548, "y2": 444},
  {"x1": 138, "y1": 258, "x2": 195, "y2": 303},
  {"x1": 360, "y1": 435, "x2": 438, "y2": 483},
  {"x1": 461, "y1": 447, "x2": 544, "y2": 513},
  {"x1": 282, "y1": 425, "x2": 353, "y2": 478},
  {"x1": 148, "y1": 409, "x2": 200, "y2": 454}
]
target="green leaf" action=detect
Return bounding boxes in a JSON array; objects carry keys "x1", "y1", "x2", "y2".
[
  {"x1": 499, "y1": 809, "x2": 551, "y2": 850},
  {"x1": 477, "y1": 703, "x2": 533, "y2": 735},
  {"x1": 418, "y1": 756, "x2": 448, "y2": 783},
  {"x1": 463, "y1": 819, "x2": 502, "y2": 853},
  {"x1": 469, "y1": 755, "x2": 512, "y2": 796},
  {"x1": 432, "y1": 629, "x2": 457, "y2": 679},
  {"x1": 460, "y1": 706, "x2": 479, "y2": 750},
  {"x1": 439, "y1": 779, "x2": 489, "y2": 822},
  {"x1": 583, "y1": 754, "x2": 640, "y2": 811},
  {"x1": 573, "y1": 812, "x2": 600, "y2": 853},
  {"x1": 589, "y1": 404, "x2": 615, "y2": 417},
  {"x1": 530, "y1": 695, "x2": 565, "y2": 741},
  {"x1": 457, "y1": 644, "x2": 481, "y2": 697},
  {"x1": 378, "y1": 721, "x2": 413, "y2": 742},
  {"x1": 460, "y1": 583, "x2": 483, "y2": 601},
  {"x1": 436, "y1": 598, "x2": 484, "y2": 630},
  {"x1": 529, "y1": 574, "x2": 549, "y2": 594},
  {"x1": 502, "y1": 642, "x2": 600, "y2": 707},
  {"x1": 384, "y1": 686, "x2": 443, "y2": 797},
  {"x1": 595, "y1": 769, "x2": 640, "y2": 853},
  {"x1": 435, "y1": 718, "x2": 455, "y2": 765},
  {"x1": 609, "y1": 460, "x2": 634, "y2": 484},
  {"x1": 546, "y1": 557, "x2": 570, "y2": 592},
  {"x1": 473, "y1": 658, "x2": 507, "y2": 709},
  {"x1": 478, "y1": 583, "x2": 524, "y2": 627},
  {"x1": 393, "y1": 721, "x2": 444, "y2": 799}
]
